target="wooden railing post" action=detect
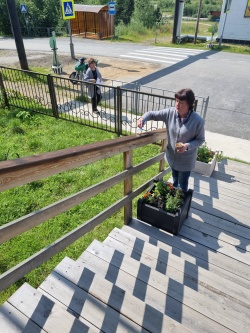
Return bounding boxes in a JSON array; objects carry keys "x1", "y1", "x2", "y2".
[
  {"x1": 123, "y1": 149, "x2": 133, "y2": 224},
  {"x1": 159, "y1": 138, "x2": 167, "y2": 175}
]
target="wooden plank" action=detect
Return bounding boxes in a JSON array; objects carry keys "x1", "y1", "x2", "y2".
[
  {"x1": 184, "y1": 212, "x2": 250, "y2": 252},
  {"x1": 180, "y1": 224, "x2": 250, "y2": 264},
  {"x1": 0, "y1": 302, "x2": 47, "y2": 333},
  {"x1": 212, "y1": 170, "x2": 250, "y2": 185},
  {"x1": 123, "y1": 221, "x2": 250, "y2": 280},
  {"x1": 80, "y1": 241, "x2": 249, "y2": 333},
  {"x1": 192, "y1": 190, "x2": 250, "y2": 215},
  {"x1": 7, "y1": 283, "x2": 99, "y2": 333},
  {"x1": 190, "y1": 184, "x2": 249, "y2": 208},
  {"x1": 0, "y1": 152, "x2": 167, "y2": 245},
  {"x1": 189, "y1": 208, "x2": 250, "y2": 241},
  {"x1": 50, "y1": 257, "x2": 192, "y2": 333},
  {"x1": 216, "y1": 160, "x2": 250, "y2": 174},
  {"x1": 0, "y1": 129, "x2": 166, "y2": 192},
  {"x1": 191, "y1": 184, "x2": 250, "y2": 208},
  {"x1": 103, "y1": 230, "x2": 250, "y2": 307},
  {"x1": 191, "y1": 196, "x2": 249, "y2": 227},
  {"x1": 39, "y1": 269, "x2": 148, "y2": 333},
  {"x1": 113, "y1": 224, "x2": 250, "y2": 289},
  {"x1": 189, "y1": 173, "x2": 250, "y2": 197}
]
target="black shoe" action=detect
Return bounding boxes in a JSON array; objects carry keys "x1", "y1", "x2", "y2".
[{"x1": 93, "y1": 109, "x2": 100, "y2": 115}]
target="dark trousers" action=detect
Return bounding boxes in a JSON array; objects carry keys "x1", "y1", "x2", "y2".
[
  {"x1": 172, "y1": 168, "x2": 191, "y2": 192},
  {"x1": 91, "y1": 86, "x2": 101, "y2": 111}
]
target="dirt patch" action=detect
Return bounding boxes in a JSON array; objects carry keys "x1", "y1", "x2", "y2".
[{"x1": 0, "y1": 50, "x2": 162, "y2": 83}]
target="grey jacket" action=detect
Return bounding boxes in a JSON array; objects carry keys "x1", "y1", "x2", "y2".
[
  {"x1": 142, "y1": 108, "x2": 205, "y2": 171},
  {"x1": 84, "y1": 67, "x2": 102, "y2": 98}
]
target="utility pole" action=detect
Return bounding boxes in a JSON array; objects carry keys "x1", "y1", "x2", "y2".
[
  {"x1": 194, "y1": 0, "x2": 203, "y2": 44},
  {"x1": 6, "y1": 0, "x2": 29, "y2": 70},
  {"x1": 172, "y1": 0, "x2": 180, "y2": 43}
]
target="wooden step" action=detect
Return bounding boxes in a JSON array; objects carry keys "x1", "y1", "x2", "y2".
[
  {"x1": 191, "y1": 193, "x2": 250, "y2": 226},
  {"x1": 4, "y1": 283, "x2": 100, "y2": 333},
  {"x1": 39, "y1": 256, "x2": 191, "y2": 333},
  {"x1": 103, "y1": 226, "x2": 250, "y2": 307},
  {"x1": 108, "y1": 224, "x2": 250, "y2": 291},
  {"x1": 190, "y1": 182, "x2": 250, "y2": 206},
  {"x1": 189, "y1": 208, "x2": 250, "y2": 241},
  {"x1": 179, "y1": 221, "x2": 250, "y2": 261},
  {"x1": 217, "y1": 159, "x2": 250, "y2": 174},
  {"x1": 0, "y1": 302, "x2": 47, "y2": 333},
  {"x1": 189, "y1": 172, "x2": 250, "y2": 197},
  {"x1": 38, "y1": 266, "x2": 149, "y2": 333},
  {"x1": 78, "y1": 239, "x2": 249, "y2": 333}
]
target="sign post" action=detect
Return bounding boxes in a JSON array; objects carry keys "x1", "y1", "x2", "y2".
[
  {"x1": 20, "y1": 4, "x2": 29, "y2": 36},
  {"x1": 61, "y1": 0, "x2": 75, "y2": 59},
  {"x1": 108, "y1": 2, "x2": 116, "y2": 39},
  {"x1": 108, "y1": 2, "x2": 116, "y2": 15}
]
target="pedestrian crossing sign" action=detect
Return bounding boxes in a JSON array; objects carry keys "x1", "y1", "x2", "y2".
[
  {"x1": 20, "y1": 4, "x2": 27, "y2": 14},
  {"x1": 61, "y1": 0, "x2": 75, "y2": 20}
]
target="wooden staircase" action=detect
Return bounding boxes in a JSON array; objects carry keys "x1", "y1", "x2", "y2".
[{"x1": 1, "y1": 159, "x2": 250, "y2": 333}]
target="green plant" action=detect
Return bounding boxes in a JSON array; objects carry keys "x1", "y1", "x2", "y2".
[
  {"x1": 141, "y1": 180, "x2": 185, "y2": 214},
  {"x1": 197, "y1": 143, "x2": 215, "y2": 163}
]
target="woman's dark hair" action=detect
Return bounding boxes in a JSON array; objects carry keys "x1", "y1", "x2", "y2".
[
  {"x1": 88, "y1": 57, "x2": 96, "y2": 66},
  {"x1": 174, "y1": 88, "x2": 195, "y2": 111}
]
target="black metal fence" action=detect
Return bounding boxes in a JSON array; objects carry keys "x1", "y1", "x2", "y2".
[
  {"x1": 0, "y1": 66, "x2": 208, "y2": 136},
  {"x1": 21, "y1": 26, "x2": 68, "y2": 38}
]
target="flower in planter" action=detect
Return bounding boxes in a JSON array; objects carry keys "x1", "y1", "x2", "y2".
[
  {"x1": 141, "y1": 181, "x2": 185, "y2": 214},
  {"x1": 196, "y1": 142, "x2": 215, "y2": 163}
]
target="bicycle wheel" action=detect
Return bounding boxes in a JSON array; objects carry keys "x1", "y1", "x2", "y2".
[{"x1": 69, "y1": 72, "x2": 78, "y2": 85}]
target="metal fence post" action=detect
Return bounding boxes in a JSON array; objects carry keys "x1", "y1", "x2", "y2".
[
  {"x1": 0, "y1": 72, "x2": 9, "y2": 107},
  {"x1": 47, "y1": 74, "x2": 59, "y2": 118},
  {"x1": 203, "y1": 95, "x2": 209, "y2": 122},
  {"x1": 116, "y1": 86, "x2": 122, "y2": 136}
]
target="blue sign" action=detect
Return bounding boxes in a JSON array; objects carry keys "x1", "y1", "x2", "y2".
[
  {"x1": 20, "y1": 4, "x2": 27, "y2": 14},
  {"x1": 63, "y1": 1, "x2": 74, "y2": 17},
  {"x1": 108, "y1": 2, "x2": 116, "y2": 15}
]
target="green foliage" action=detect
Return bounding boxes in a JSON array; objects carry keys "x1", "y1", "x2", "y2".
[
  {"x1": 196, "y1": 142, "x2": 215, "y2": 163},
  {"x1": 115, "y1": 0, "x2": 135, "y2": 25},
  {"x1": 133, "y1": 0, "x2": 161, "y2": 29},
  {"x1": 0, "y1": 106, "x2": 161, "y2": 304},
  {"x1": 142, "y1": 181, "x2": 185, "y2": 214}
]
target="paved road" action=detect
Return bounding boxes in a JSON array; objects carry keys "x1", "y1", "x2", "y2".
[{"x1": 1, "y1": 37, "x2": 249, "y2": 140}]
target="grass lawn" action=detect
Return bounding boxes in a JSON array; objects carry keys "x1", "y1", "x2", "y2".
[{"x1": 0, "y1": 107, "x2": 165, "y2": 305}]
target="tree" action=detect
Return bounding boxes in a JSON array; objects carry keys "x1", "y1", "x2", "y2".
[
  {"x1": 134, "y1": 0, "x2": 161, "y2": 29},
  {"x1": 0, "y1": 0, "x2": 12, "y2": 34},
  {"x1": 115, "y1": 0, "x2": 134, "y2": 25}
]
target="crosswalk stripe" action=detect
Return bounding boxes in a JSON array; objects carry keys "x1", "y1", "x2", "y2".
[
  {"x1": 151, "y1": 47, "x2": 205, "y2": 54},
  {"x1": 119, "y1": 46, "x2": 206, "y2": 64},
  {"x1": 120, "y1": 55, "x2": 177, "y2": 64},
  {"x1": 133, "y1": 50, "x2": 188, "y2": 58}
]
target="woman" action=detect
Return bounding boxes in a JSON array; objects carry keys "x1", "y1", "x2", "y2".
[
  {"x1": 137, "y1": 88, "x2": 205, "y2": 192},
  {"x1": 84, "y1": 58, "x2": 103, "y2": 113}
]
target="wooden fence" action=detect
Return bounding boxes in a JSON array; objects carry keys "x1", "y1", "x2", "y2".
[{"x1": 0, "y1": 129, "x2": 170, "y2": 292}]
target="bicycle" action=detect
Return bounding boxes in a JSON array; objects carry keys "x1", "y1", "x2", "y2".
[
  {"x1": 69, "y1": 57, "x2": 87, "y2": 85},
  {"x1": 69, "y1": 57, "x2": 99, "y2": 85}
]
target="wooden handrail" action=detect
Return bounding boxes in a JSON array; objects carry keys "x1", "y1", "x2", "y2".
[
  {"x1": 0, "y1": 128, "x2": 169, "y2": 292},
  {"x1": 0, "y1": 129, "x2": 166, "y2": 192}
]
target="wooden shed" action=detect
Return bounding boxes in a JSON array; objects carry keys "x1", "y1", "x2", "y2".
[{"x1": 70, "y1": 4, "x2": 114, "y2": 39}]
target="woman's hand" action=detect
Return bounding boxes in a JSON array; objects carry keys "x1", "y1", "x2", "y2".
[
  {"x1": 137, "y1": 117, "x2": 144, "y2": 128},
  {"x1": 176, "y1": 143, "x2": 188, "y2": 153}
]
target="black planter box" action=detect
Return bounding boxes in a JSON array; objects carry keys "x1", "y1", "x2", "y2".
[{"x1": 137, "y1": 189, "x2": 193, "y2": 235}]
